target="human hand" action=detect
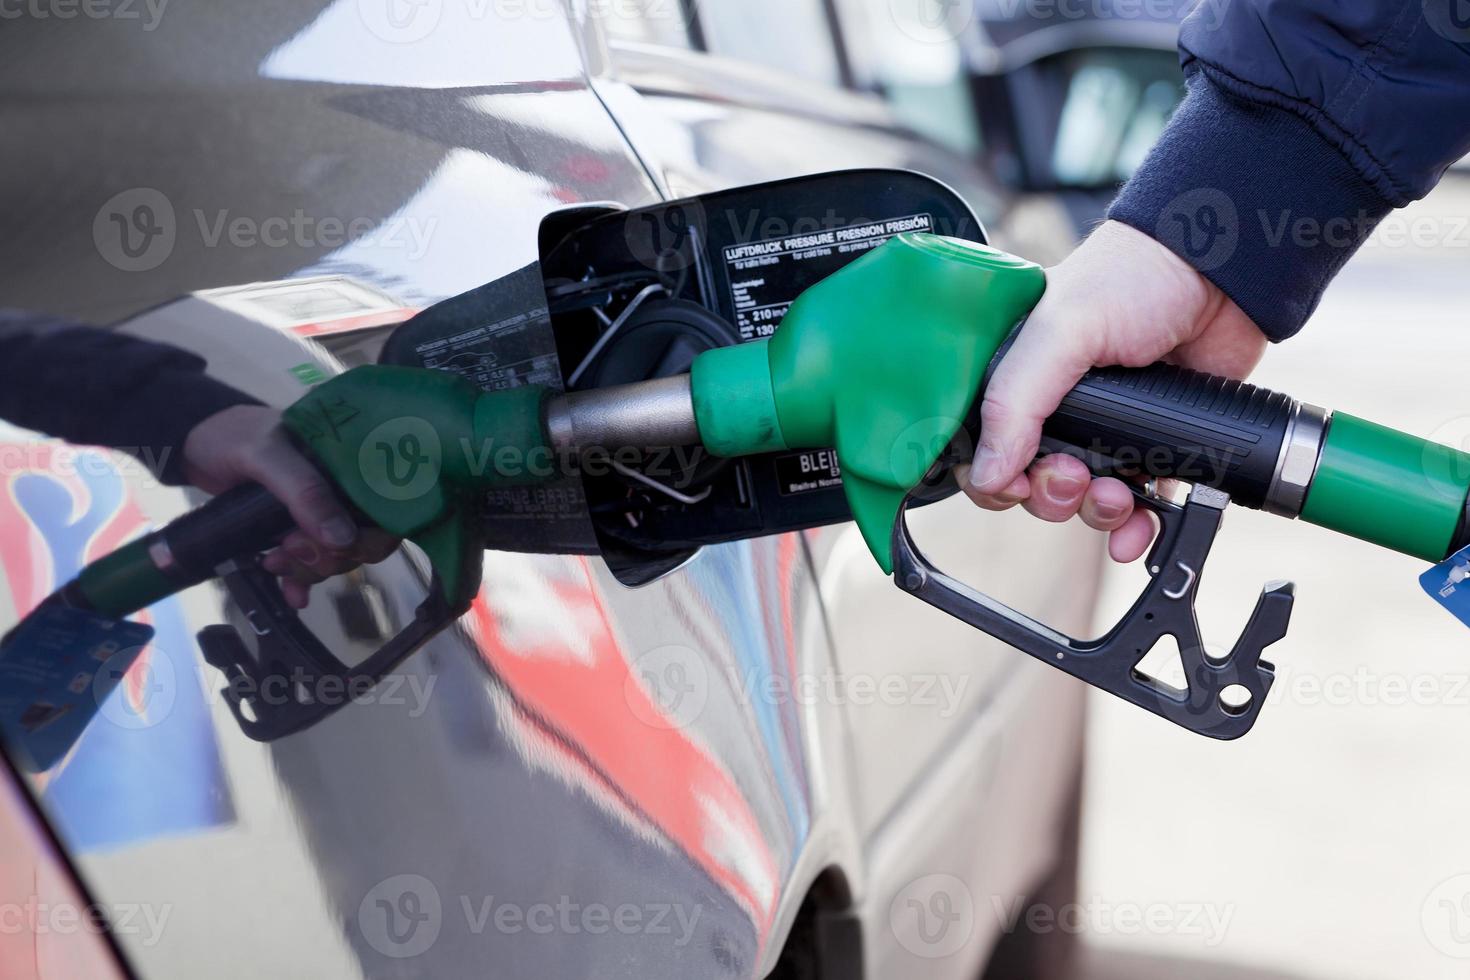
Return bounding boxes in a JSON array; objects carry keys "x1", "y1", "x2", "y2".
[
  {"x1": 961, "y1": 220, "x2": 1269, "y2": 562},
  {"x1": 182, "y1": 405, "x2": 399, "y2": 608}
]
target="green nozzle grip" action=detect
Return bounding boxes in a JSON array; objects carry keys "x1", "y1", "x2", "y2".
[
  {"x1": 690, "y1": 233, "x2": 1046, "y2": 572},
  {"x1": 1301, "y1": 413, "x2": 1470, "y2": 562}
]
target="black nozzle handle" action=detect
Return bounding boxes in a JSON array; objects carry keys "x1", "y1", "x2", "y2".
[
  {"x1": 1042, "y1": 363, "x2": 1299, "y2": 510},
  {"x1": 162, "y1": 483, "x2": 297, "y2": 585}
]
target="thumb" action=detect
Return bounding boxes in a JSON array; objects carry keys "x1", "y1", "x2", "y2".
[
  {"x1": 248, "y1": 435, "x2": 360, "y2": 551},
  {"x1": 969, "y1": 319, "x2": 1091, "y2": 495}
]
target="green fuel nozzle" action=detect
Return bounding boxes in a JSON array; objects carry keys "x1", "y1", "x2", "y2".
[
  {"x1": 691, "y1": 233, "x2": 1047, "y2": 573},
  {"x1": 685, "y1": 231, "x2": 1470, "y2": 739},
  {"x1": 688, "y1": 232, "x2": 1470, "y2": 569}
]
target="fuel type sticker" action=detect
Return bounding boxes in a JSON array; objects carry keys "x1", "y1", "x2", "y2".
[
  {"x1": 723, "y1": 214, "x2": 933, "y2": 342},
  {"x1": 776, "y1": 450, "x2": 843, "y2": 496},
  {"x1": 1421, "y1": 544, "x2": 1470, "y2": 629}
]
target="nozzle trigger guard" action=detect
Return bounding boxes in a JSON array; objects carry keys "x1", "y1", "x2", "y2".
[
  {"x1": 197, "y1": 559, "x2": 459, "y2": 742},
  {"x1": 893, "y1": 483, "x2": 1290, "y2": 740}
]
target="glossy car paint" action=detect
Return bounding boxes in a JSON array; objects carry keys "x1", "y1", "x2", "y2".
[
  {"x1": 0, "y1": 761, "x2": 127, "y2": 980},
  {"x1": 0, "y1": 4, "x2": 1096, "y2": 978},
  {"x1": 592, "y1": 13, "x2": 1097, "y2": 975}
]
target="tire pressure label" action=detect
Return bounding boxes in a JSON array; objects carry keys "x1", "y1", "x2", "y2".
[
  {"x1": 723, "y1": 213, "x2": 933, "y2": 342},
  {"x1": 776, "y1": 449, "x2": 843, "y2": 496}
]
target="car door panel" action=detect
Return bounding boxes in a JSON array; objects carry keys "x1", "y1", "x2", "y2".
[
  {"x1": 595, "y1": 35, "x2": 1101, "y2": 832},
  {"x1": 591, "y1": 23, "x2": 1101, "y2": 975}
]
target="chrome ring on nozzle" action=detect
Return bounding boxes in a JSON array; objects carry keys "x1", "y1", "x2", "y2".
[{"x1": 1264, "y1": 402, "x2": 1330, "y2": 519}]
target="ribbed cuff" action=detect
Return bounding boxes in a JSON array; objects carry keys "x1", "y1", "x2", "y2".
[{"x1": 1108, "y1": 73, "x2": 1392, "y2": 341}]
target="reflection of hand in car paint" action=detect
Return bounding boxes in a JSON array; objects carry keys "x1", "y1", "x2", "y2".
[
  {"x1": 181, "y1": 405, "x2": 400, "y2": 610},
  {"x1": 0, "y1": 312, "x2": 399, "y2": 610}
]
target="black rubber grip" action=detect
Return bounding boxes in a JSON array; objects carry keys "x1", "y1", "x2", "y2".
[
  {"x1": 1043, "y1": 364, "x2": 1296, "y2": 509},
  {"x1": 162, "y1": 483, "x2": 296, "y2": 583}
]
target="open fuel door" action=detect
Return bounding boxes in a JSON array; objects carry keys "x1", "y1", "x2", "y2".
[{"x1": 383, "y1": 169, "x2": 989, "y2": 584}]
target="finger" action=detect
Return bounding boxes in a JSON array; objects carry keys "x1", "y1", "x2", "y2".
[
  {"x1": 261, "y1": 544, "x2": 326, "y2": 610},
  {"x1": 245, "y1": 434, "x2": 359, "y2": 551},
  {"x1": 263, "y1": 551, "x2": 328, "y2": 585},
  {"x1": 281, "y1": 578, "x2": 313, "y2": 610},
  {"x1": 261, "y1": 549, "x2": 294, "y2": 577},
  {"x1": 956, "y1": 466, "x2": 1030, "y2": 512},
  {"x1": 282, "y1": 528, "x2": 398, "y2": 568},
  {"x1": 1109, "y1": 509, "x2": 1160, "y2": 563},
  {"x1": 261, "y1": 553, "x2": 323, "y2": 609},
  {"x1": 281, "y1": 532, "x2": 358, "y2": 580},
  {"x1": 283, "y1": 564, "x2": 328, "y2": 587},
  {"x1": 971, "y1": 477, "x2": 1030, "y2": 511},
  {"x1": 1020, "y1": 455, "x2": 1089, "y2": 523},
  {"x1": 353, "y1": 528, "x2": 401, "y2": 565},
  {"x1": 282, "y1": 532, "x2": 325, "y2": 569},
  {"x1": 968, "y1": 318, "x2": 1091, "y2": 496},
  {"x1": 1079, "y1": 477, "x2": 1135, "y2": 532}
]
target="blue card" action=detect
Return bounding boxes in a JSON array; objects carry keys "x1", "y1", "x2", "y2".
[
  {"x1": 1421, "y1": 544, "x2": 1470, "y2": 630},
  {"x1": 0, "y1": 606, "x2": 154, "y2": 772}
]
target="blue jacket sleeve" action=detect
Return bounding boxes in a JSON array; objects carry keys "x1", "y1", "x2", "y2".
[
  {"x1": 1108, "y1": 0, "x2": 1470, "y2": 340},
  {"x1": 0, "y1": 311, "x2": 259, "y2": 485}
]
